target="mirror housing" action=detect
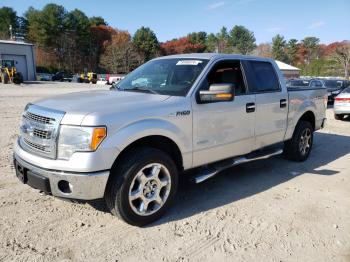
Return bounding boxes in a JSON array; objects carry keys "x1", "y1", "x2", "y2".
[{"x1": 199, "y1": 83, "x2": 235, "y2": 103}]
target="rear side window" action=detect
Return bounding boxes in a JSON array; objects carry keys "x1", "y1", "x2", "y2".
[{"x1": 247, "y1": 61, "x2": 280, "y2": 92}]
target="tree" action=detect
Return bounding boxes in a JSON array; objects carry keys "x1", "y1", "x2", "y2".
[
  {"x1": 272, "y1": 34, "x2": 287, "y2": 62},
  {"x1": 206, "y1": 33, "x2": 218, "y2": 52},
  {"x1": 160, "y1": 36, "x2": 205, "y2": 55},
  {"x1": 286, "y1": 39, "x2": 299, "y2": 65},
  {"x1": 89, "y1": 25, "x2": 117, "y2": 71},
  {"x1": 216, "y1": 26, "x2": 230, "y2": 53},
  {"x1": 252, "y1": 43, "x2": 272, "y2": 58},
  {"x1": 188, "y1": 31, "x2": 207, "y2": 52},
  {"x1": 301, "y1": 37, "x2": 320, "y2": 64},
  {"x1": 100, "y1": 30, "x2": 139, "y2": 73},
  {"x1": 133, "y1": 27, "x2": 159, "y2": 62},
  {"x1": 229, "y1": 25, "x2": 256, "y2": 55},
  {"x1": 333, "y1": 42, "x2": 350, "y2": 79},
  {"x1": 0, "y1": 7, "x2": 18, "y2": 39},
  {"x1": 89, "y1": 16, "x2": 107, "y2": 26}
]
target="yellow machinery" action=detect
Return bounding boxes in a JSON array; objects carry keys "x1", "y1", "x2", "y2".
[
  {"x1": 79, "y1": 72, "x2": 97, "y2": 84},
  {"x1": 0, "y1": 60, "x2": 23, "y2": 84}
]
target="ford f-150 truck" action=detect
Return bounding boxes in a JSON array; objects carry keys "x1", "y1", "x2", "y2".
[{"x1": 13, "y1": 54, "x2": 327, "y2": 226}]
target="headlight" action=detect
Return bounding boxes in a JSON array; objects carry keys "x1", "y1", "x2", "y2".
[{"x1": 57, "y1": 125, "x2": 107, "y2": 160}]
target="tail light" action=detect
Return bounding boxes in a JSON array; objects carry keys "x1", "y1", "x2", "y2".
[{"x1": 335, "y1": 97, "x2": 350, "y2": 103}]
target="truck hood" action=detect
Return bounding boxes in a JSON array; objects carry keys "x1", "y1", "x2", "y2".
[{"x1": 35, "y1": 90, "x2": 170, "y2": 125}]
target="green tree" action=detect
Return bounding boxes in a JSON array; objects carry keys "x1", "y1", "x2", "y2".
[
  {"x1": 229, "y1": 25, "x2": 256, "y2": 55},
  {"x1": 89, "y1": 16, "x2": 107, "y2": 26},
  {"x1": 286, "y1": 39, "x2": 298, "y2": 65},
  {"x1": 188, "y1": 31, "x2": 207, "y2": 46},
  {"x1": 206, "y1": 33, "x2": 218, "y2": 52},
  {"x1": 0, "y1": 7, "x2": 18, "y2": 39},
  {"x1": 216, "y1": 26, "x2": 230, "y2": 53},
  {"x1": 301, "y1": 37, "x2": 320, "y2": 64},
  {"x1": 272, "y1": 34, "x2": 287, "y2": 62},
  {"x1": 133, "y1": 27, "x2": 159, "y2": 62}
]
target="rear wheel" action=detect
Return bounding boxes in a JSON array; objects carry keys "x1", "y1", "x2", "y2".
[
  {"x1": 284, "y1": 121, "x2": 313, "y2": 162},
  {"x1": 334, "y1": 114, "x2": 344, "y2": 120},
  {"x1": 105, "y1": 147, "x2": 178, "y2": 226}
]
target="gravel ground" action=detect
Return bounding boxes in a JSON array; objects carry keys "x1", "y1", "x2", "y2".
[{"x1": 0, "y1": 82, "x2": 349, "y2": 262}]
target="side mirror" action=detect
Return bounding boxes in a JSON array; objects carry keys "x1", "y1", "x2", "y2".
[{"x1": 199, "y1": 83, "x2": 235, "y2": 103}]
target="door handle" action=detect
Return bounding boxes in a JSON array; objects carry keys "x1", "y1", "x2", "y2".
[
  {"x1": 280, "y1": 99, "x2": 287, "y2": 108},
  {"x1": 246, "y1": 102, "x2": 255, "y2": 113}
]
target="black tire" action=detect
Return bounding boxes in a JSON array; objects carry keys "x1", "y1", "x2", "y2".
[
  {"x1": 1, "y1": 73, "x2": 9, "y2": 84},
  {"x1": 334, "y1": 114, "x2": 343, "y2": 120},
  {"x1": 105, "y1": 147, "x2": 178, "y2": 226},
  {"x1": 283, "y1": 121, "x2": 313, "y2": 162},
  {"x1": 13, "y1": 73, "x2": 23, "y2": 84}
]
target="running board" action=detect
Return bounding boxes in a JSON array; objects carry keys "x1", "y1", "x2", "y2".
[{"x1": 193, "y1": 148, "x2": 283, "y2": 184}]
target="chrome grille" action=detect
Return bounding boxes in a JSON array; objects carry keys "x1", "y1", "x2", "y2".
[
  {"x1": 23, "y1": 138, "x2": 49, "y2": 152},
  {"x1": 33, "y1": 129, "x2": 51, "y2": 139},
  {"x1": 19, "y1": 104, "x2": 65, "y2": 159},
  {"x1": 25, "y1": 111, "x2": 55, "y2": 124}
]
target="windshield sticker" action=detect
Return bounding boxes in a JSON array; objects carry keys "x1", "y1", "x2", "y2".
[{"x1": 176, "y1": 60, "x2": 203, "y2": 66}]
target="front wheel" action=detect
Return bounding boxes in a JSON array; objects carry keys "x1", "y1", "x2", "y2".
[
  {"x1": 284, "y1": 121, "x2": 313, "y2": 162},
  {"x1": 105, "y1": 148, "x2": 178, "y2": 226}
]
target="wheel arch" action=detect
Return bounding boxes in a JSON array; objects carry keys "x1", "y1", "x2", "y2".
[
  {"x1": 298, "y1": 110, "x2": 316, "y2": 130},
  {"x1": 111, "y1": 135, "x2": 184, "y2": 173}
]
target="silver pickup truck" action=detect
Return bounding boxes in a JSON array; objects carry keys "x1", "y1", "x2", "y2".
[{"x1": 14, "y1": 54, "x2": 327, "y2": 226}]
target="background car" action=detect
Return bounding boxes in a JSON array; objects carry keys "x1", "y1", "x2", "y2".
[
  {"x1": 323, "y1": 79, "x2": 350, "y2": 103},
  {"x1": 334, "y1": 86, "x2": 350, "y2": 120},
  {"x1": 52, "y1": 72, "x2": 73, "y2": 82},
  {"x1": 286, "y1": 78, "x2": 324, "y2": 88}
]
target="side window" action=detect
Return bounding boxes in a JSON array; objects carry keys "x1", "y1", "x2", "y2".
[
  {"x1": 316, "y1": 81, "x2": 323, "y2": 87},
  {"x1": 200, "y1": 60, "x2": 246, "y2": 95},
  {"x1": 248, "y1": 61, "x2": 280, "y2": 92},
  {"x1": 310, "y1": 81, "x2": 317, "y2": 87}
]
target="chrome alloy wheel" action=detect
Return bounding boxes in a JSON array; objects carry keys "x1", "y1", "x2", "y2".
[
  {"x1": 128, "y1": 163, "x2": 172, "y2": 216},
  {"x1": 299, "y1": 128, "x2": 312, "y2": 156}
]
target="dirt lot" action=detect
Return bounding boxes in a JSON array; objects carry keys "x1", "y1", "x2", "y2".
[{"x1": 0, "y1": 82, "x2": 349, "y2": 262}]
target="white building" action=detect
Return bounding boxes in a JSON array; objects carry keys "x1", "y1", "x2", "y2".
[
  {"x1": 275, "y1": 60, "x2": 300, "y2": 79},
  {"x1": 0, "y1": 40, "x2": 36, "y2": 81}
]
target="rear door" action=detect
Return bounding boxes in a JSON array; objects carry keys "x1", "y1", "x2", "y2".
[{"x1": 243, "y1": 60, "x2": 288, "y2": 150}]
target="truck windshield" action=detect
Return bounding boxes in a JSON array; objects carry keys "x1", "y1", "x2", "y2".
[{"x1": 115, "y1": 58, "x2": 209, "y2": 96}]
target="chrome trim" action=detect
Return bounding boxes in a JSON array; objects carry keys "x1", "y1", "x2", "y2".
[{"x1": 14, "y1": 153, "x2": 110, "y2": 200}]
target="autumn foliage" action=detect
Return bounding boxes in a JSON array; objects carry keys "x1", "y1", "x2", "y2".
[{"x1": 160, "y1": 37, "x2": 205, "y2": 55}]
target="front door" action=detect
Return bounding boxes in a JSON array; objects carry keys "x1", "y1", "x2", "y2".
[{"x1": 192, "y1": 60, "x2": 256, "y2": 167}]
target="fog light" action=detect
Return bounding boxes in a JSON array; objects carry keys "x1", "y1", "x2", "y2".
[{"x1": 58, "y1": 180, "x2": 72, "y2": 194}]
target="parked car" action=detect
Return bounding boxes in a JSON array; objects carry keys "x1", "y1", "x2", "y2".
[
  {"x1": 13, "y1": 54, "x2": 327, "y2": 226},
  {"x1": 286, "y1": 78, "x2": 324, "y2": 88},
  {"x1": 323, "y1": 79, "x2": 350, "y2": 103},
  {"x1": 52, "y1": 72, "x2": 73, "y2": 82},
  {"x1": 37, "y1": 73, "x2": 53, "y2": 81},
  {"x1": 334, "y1": 86, "x2": 350, "y2": 120},
  {"x1": 107, "y1": 74, "x2": 125, "y2": 85}
]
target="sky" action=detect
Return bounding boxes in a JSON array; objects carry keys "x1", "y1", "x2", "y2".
[{"x1": 2, "y1": 0, "x2": 350, "y2": 44}]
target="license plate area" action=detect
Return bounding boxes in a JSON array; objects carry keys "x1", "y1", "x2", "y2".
[
  {"x1": 15, "y1": 160, "x2": 27, "y2": 184},
  {"x1": 14, "y1": 160, "x2": 51, "y2": 193}
]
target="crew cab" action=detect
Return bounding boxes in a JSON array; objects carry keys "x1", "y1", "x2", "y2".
[{"x1": 13, "y1": 54, "x2": 327, "y2": 226}]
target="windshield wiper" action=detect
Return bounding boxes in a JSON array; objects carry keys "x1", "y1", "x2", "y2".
[{"x1": 127, "y1": 87, "x2": 159, "y2": 95}]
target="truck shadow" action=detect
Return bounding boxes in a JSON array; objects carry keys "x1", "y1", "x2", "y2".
[
  {"x1": 152, "y1": 131, "x2": 350, "y2": 226},
  {"x1": 88, "y1": 132, "x2": 350, "y2": 225}
]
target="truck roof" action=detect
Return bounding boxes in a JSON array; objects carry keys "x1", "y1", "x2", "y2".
[{"x1": 154, "y1": 53, "x2": 274, "y2": 62}]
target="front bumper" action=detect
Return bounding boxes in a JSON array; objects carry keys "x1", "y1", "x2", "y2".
[{"x1": 14, "y1": 153, "x2": 110, "y2": 200}]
